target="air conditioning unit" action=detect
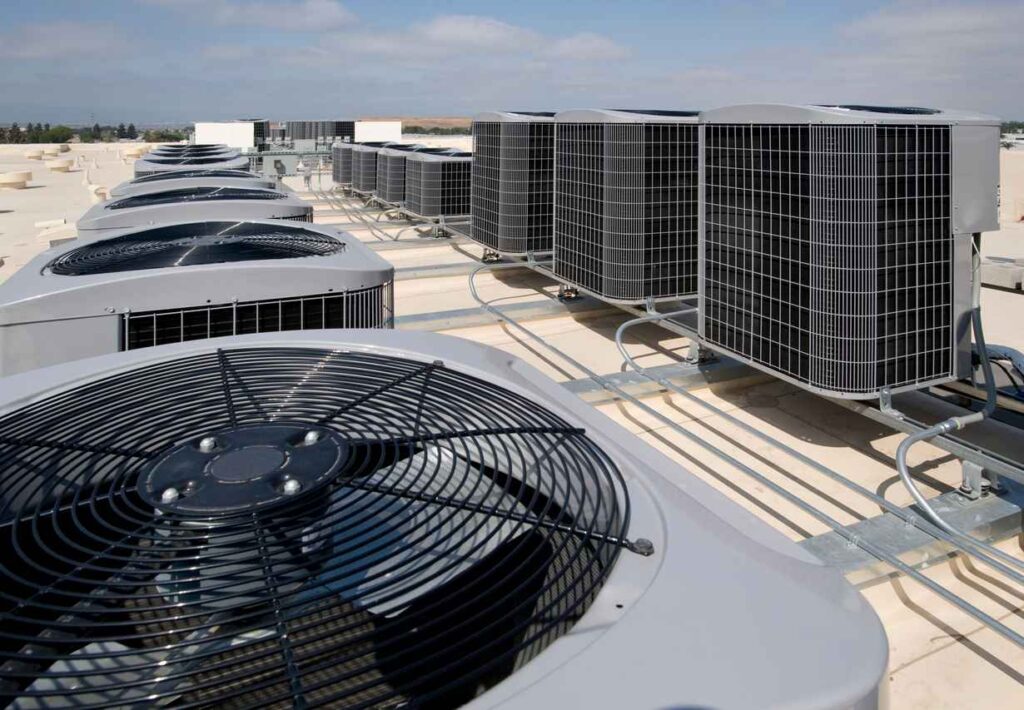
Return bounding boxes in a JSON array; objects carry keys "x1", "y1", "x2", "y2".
[
  {"x1": 109, "y1": 169, "x2": 278, "y2": 198},
  {"x1": 149, "y1": 144, "x2": 234, "y2": 156},
  {"x1": 553, "y1": 109, "x2": 700, "y2": 304},
  {"x1": 331, "y1": 141, "x2": 354, "y2": 186},
  {"x1": 0, "y1": 220, "x2": 394, "y2": 375},
  {"x1": 0, "y1": 328, "x2": 887, "y2": 708},
  {"x1": 700, "y1": 104, "x2": 1000, "y2": 398},
  {"x1": 374, "y1": 147, "x2": 454, "y2": 205},
  {"x1": 405, "y1": 150, "x2": 473, "y2": 218},
  {"x1": 350, "y1": 142, "x2": 411, "y2": 194},
  {"x1": 134, "y1": 155, "x2": 250, "y2": 178},
  {"x1": 77, "y1": 187, "x2": 314, "y2": 236},
  {"x1": 471, "y1": 111, "x2": 555, "y2": 255}
]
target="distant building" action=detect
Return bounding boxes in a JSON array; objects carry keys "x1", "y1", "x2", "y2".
[{"x1": 193, "y1": 119, "x2": 269, "y2": 151}]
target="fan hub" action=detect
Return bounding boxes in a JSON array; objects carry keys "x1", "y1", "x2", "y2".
[{"x1": 140, "y1": 423, "x2": 348, "y2": 516}]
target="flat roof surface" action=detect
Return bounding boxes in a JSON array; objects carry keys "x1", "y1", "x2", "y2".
[{"x1": 1, "y1": 137, "x2": 1023, "y2": 706}]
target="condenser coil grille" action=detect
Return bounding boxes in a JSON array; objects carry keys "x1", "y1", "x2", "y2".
[
  {"x1": 471, "y1": 121, "x2": 554, "y2": 254},
  {"x1": 352, "y1": 149, "x2": 380, "y2": 192},
  {"x1": 554, "y1": 122, "x2": 699, "y2": 302},
  {"x1": 406, "y1": 156, "x2": 472, "y2": 217},
  {"x1": 106, "y1": 187, "x2": 285, "y2": 210},
  {"x1": 332, "y1": 143, "x2": 354, "y2": 184},
  {"x1": 0, "y1": 347, "x2": 626, "y2": 707},
  {"x1": 375, "y1": 152, "x2": 410, "y2": 203},
  {"x1": 123, "y1": 285, "x2": 394, "y2": 349},
  {"x1": 703, "y1": 123, "x2": 953, "y2": 395}
]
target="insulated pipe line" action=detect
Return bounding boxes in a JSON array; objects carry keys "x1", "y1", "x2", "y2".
[
  {"x1": 891, "y1": 235, "x2": 1023, "y2": 572},
  {"x1": 468, "y1": 261, "x2": 1024, "y2": 649},
  {"x1": 895, "y1": 311, "x2": 1005, "y2": 528},
  {"x1": 315, "y1": 170, "x2": 393, "y2": 242},
  {"x1": 613, "y1": 309, "x2": 1024, "y2": 587}
]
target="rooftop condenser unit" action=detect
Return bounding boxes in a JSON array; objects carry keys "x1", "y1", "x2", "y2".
[
  {"x1": 78, "y1": 187, "x2": 313, "y2": 235},
  {"x1": 0, "y1": 220, "x2": 394, "y2": 375},
  {"x1": 553, "y1": 109, "x2": 700, "y2": 304},
  {"x1": 471, "y1": 111, "x2": 556, "y2": 255},
  {"x1": 0, "y1": 328, "x2": 887, "y2": 708},
  {"x1": 405, "y1": 150, "x2": 473, "y2": 218},
  {"x1": 351, "y1": 142, "x2": 412, "y2": 194},
  {"x1": 150, "y1": 146, "x2": 235, "y2": 158},
  {"x1": 109, "y1": 169, "x2": 278, "y2": 198},
  {"x1": 374, "y1": 146, "x2": 454, "y2": 205},
  {"x1": 331, "y1": 140, "x2": 355, "y2": 186},
  {"x1": 700, "y1": 104, "x2": 1000, "y2": 398},
  {"x1": 134, "y1": 155, "x2": 250, "y2": 178}
]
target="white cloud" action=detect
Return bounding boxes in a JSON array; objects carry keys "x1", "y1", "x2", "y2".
[
  {"x1": 419, "y1": 15, "x2": 539, "y2": 51},
  {"x1": 545, "y1": 33, "x2": 630, "y2": 62},
  {"x1": 0, "y1": 21, "x2": 133, "y2": 60},
  {"x1": 143, "y1": 0, "x2": 354, "y2": 31}
]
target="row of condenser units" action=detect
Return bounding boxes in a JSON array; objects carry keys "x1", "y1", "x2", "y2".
[
  {"x1": 459, "y1": 104, "x2": 999, "y2": 401},
  {"x1": 0, "y1": 144, "x2": 397, "y2": 377},
  {"x1": 332, "y1": 141, "x2": 474, "y2": 219}
]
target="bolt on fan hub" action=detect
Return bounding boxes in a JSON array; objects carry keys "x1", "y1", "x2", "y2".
[{"x1": 140, "y1": 423, "x2": 349, "y2": 516}]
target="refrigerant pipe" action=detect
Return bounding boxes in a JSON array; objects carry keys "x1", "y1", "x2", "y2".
[{"x1": 469, "y1": 261, "x2": 1024, "y2": 647}]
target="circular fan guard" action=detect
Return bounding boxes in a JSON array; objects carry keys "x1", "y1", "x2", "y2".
[
  {"x1": 107, "y1": 188, "x2": 285, "y2": 211},
  {"x1": 48, "y1": 224, "x2": 342, "y2": 276},
  {"x1": 0, "y1": 347, "x2": 629, "y2": 708}
]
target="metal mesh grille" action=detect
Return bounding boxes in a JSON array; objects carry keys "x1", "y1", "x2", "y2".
[
  {"x1": 106, "y1": 187, "x2": 284, "y2": 210},
  {"x1": 0, "y1": 347, "x2": 626, "y2": 708},
  {"x1": 471, "y1": 121, "x2": 554, "y2": 254},
  {"x1": 375, "y1": 153, "x2": 409, "y2": 204},
  {"x1": 406, "y1": 157, "x2": 472, "y2": 217},
  {"x1": 352, "y1": 149, "x2": 379, "y2": 192},
  {"x1": 702, "y1": 123, "x2": 954, "y2": 396},
  {"x1": 129, "y1": 170, "x2": 256, "y2": 185},
  {"x1": 332, "y1": 144, "x2": 354, "y2": 185},
  {"x1": 122, "y1": 284, "x2": 394, "y2": 350},
  {"x1": 554, "y1": 122, "x2": 699, "y2": 302}
]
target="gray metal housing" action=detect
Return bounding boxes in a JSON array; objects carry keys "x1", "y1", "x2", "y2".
[
  {"x1": 374, "y1": 146, "x2": 454, "y2": 204},
  {"x1": 698, "y1": 103, "x2": 1000, "y2": 398},
  {"x1": 350, "y1": 143, "x2": 390, "y2": 193},
  {"x1": 0, "y1": 329, "x2": 888, "y2": 709},
  {"x1": 76, "y1": 187, "x2": 313, "y2": 235},
  {"x1": 134, "y1": 155, "x2": 250, "y2": 178},
  {"x1": 0, "y1": 221, "x2": 394, "y2": 376},
  {"x1": 405, "y1": 151, "x2": 473, "y2": 218},
  {"x1": 110, "y1": 171, "x2": 278, "y2": 198},
  {"x1": 553, "y1": 109, "x2": 700, "y2": 304},
  {"x1": 145, "y1": 148, "x2": 239, "y2": 161},
  {"x1": 470, "y1": 111, "x2": 555, "y2": 255}
]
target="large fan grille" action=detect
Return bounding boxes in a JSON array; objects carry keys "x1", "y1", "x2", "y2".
[
  {"x1": 48, "y1": 223, "x2": 342, "y2": 276},
  {"x1": 470, "y1": 120, "x2": 554, "y2": 255},
  {"x1": 146, "y1": 157, "x2": 239, "y2": 165},
  {"x1": 702, "y1": 123, "x2": 954, "y2": 395},
  {"x1": 129, "y1": 170, "x2": 261, "y2": 185},
  {"x1": 0, "y1": 346, "x2": 628, "y2": 708},
  {"x1": 122, "y1": 285, "x2": 394, "y2": 350},
  {"x1": 106, "y1": 187, "x2": 285, "y2": 210}
]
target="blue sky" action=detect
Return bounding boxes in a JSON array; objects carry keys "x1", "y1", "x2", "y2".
[{"x1": 1, "y1": 1, "x2": 1021, "y2": 124}]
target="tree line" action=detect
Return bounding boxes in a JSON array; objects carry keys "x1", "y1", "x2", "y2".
[{"x1": 1, "y1": 122, "x2": 187, "y2": 144}]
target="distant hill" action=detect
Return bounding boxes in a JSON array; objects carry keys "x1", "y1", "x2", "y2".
[{"x1": 365, "y1": 116, "x2": 471, "y2": 130}]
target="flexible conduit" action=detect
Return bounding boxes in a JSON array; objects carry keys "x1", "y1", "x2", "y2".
[
  {"x1": 469, "y1": 261, "x2": 1024, "y2": 648},
  {"x1": 612, "y1": 309, "x2": 1024, "y2": 587}
]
